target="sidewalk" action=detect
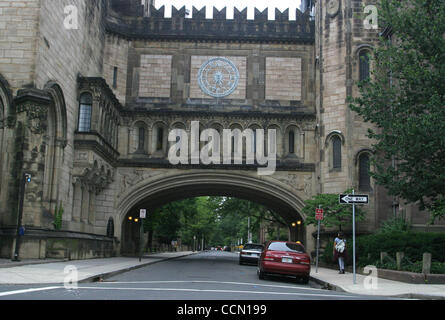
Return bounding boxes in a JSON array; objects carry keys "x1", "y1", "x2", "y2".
[
  {"x1": 0, "y1": 251, "x2": 195, "y2": 285},
  {"x1": 310, "y1": 266, "x2": 445, "y2": 300}
]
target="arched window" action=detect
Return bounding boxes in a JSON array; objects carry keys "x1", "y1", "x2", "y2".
[
  {"x1": 78, "y1": 93, "x2": 92, "y2": 132},
  {"x1": 359, "y1": 153, "x2": 371, "y2": 190},
  {"x1": 332, "y1": 136, "x2": 342, "y2": 169},
  {"x1": 359, "y1": 51, "x2": 370, "y2": 81},
  {"x1": 138, "y1": 126, "x2": 146, "y2": 152},
  {"x1": 156, "y1": 127, "x2": 164, "y2": 151},
  {"x1": 289, "y1": 131, "x2": 295, "y2": 154}
]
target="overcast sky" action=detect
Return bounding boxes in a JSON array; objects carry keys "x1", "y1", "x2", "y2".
[{"x1": 154, "y1": 0, "x2": 303, "y2": 20}]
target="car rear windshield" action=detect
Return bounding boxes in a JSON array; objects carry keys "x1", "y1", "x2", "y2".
[
  {"x1": 243, "y1": 244, "x2": 263, "y2": 250},
  {"x1": 267, "y1": 242, "x2": 305, "y2": 253}
]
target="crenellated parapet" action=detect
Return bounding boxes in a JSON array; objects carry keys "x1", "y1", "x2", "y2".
[{"x1": 106, "y1": 5, "x2": 315, "y2": 43}]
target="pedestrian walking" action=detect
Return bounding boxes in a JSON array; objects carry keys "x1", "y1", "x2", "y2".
[{"x1": 333, "y1": 232, "x2": 347, "y2": 274}]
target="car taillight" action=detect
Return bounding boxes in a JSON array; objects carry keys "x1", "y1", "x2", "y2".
[{"x1": 263, "y1": 253, "x2": 275, "y2": 261}]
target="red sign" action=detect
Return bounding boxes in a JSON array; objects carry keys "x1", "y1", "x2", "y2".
[{"x1": 315, "y1": 208, "x2": 324, "y2": 220}]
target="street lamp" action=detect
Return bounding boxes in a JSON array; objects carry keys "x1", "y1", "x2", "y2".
[{"x1": 12, "y1": 173, "x2": 31, "y2": 261}]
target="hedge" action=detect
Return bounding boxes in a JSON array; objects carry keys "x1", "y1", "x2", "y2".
[{"x1": 322, "y1": 231, "x2": 445, "y2": 268}]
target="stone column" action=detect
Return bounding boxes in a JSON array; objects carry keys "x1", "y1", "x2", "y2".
[
  {"x1": 72, "y1": 179, "x2": 82, "y2": 222},
  {"x1": 80, "y1": 183, "x2": 90, "y2": 222},
  {"x1": 88, "y1": 186, "x2": 96, "y2": 225}
]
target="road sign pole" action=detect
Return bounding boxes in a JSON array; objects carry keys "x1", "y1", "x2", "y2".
[
  {"x1": 139, "y1": 209, "x2": 146, "y2": 262},
  {"x1": 315, "y1": 205, "x2": 321, "y2": 273},
  {"x1": 352, "y1": 190, "x2": 356, "y2": 284}
]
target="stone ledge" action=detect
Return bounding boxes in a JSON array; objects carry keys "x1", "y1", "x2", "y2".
[{"x1": 318, "y1": 262, "x2": 445, "y2": 284}]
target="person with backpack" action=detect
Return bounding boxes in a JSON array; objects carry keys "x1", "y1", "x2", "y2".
[{"x1": 333, "y1": 232, "x2": 347, "y2": 274}]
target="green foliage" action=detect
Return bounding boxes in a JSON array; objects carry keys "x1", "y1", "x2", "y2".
[
  {"x1": 367, "y1": 254, "x2": 445, "y2": 274},
  {"x1": 54, "y1": 202, "x2": 64, "y2": 230},
  {"x1": 348, "y1": 0, "x2": 445, "y2": 220},
  {"x1": 143, "y1": 198, "x2": 199, "y2": 245},
  {"x1": 143, "y1": 196, "x2": 286, "y2": 248},
  {"x1": 303, "y1": 190, "x2": 366, "y2": 230},
  {"x1": 355, "y1": 231, "x2": 445, "y2": 265},
  {"x1": 378, "y1": 215, "x2": 411, "y2": 233},
  {"x1": 207, "y1": 197, "x2": 287, "y2": 246}
]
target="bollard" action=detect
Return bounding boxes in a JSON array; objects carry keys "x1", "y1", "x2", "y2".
[
  {"x1": 396, "y1": 252, "x2": 404, "y2": 271},
  {"x1": 422, "y1": 252, "x2": 432, "y2": 274},
  {"x1": 380, "y1": 252, "x2": 388, "y2": 264}
]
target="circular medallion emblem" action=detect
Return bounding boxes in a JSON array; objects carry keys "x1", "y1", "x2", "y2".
[
  {"x1": 198, "y1": 57, "x2": 240, "y2": 98},
  {"x1": 327, "y1": 0, "x2": 340, "y2": 17}
]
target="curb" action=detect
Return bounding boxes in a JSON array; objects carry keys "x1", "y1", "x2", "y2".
[
  {"x1": 309, "y1": 275, "x2": 445, "y2": 300},
  {"x1": 0, "y1": 259, "x2": 68, "y2": 269},
  {"x1": 309, "y1": 275, "x2": 347, "y2": 293},
  {"x1": 79, "y1": 251, "x2": 198, "y2": 284}
]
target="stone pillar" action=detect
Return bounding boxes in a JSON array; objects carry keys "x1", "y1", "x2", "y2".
[
  {"x1": 422, "y1": 252, "x2": 432, "y2": 274},
  {"x1": 88, "y1": 186, "x2": 96, "y2": 225},
  {"x1": 81, "y1": 184, "x2": 90, "y2": 222},
  {"x1": 13, "y1": 89, "x2": 52, "y2": 228},
  {"x1": 396, "y1": 252, "x2": 404, "y2": 270},
  {"x1": 72, "y1": 180, "x2": 82, "y2": 222}
]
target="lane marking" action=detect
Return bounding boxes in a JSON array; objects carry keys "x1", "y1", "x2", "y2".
[
  {"x1": 75, "y1": 286, "x2": 356, "y2": 298},
  {"x1": 101, "y1": 280, "x2": 326, "y2": 292},
  {"x1": 0, "y1": 286, "x2": 61, "y2": 297}
]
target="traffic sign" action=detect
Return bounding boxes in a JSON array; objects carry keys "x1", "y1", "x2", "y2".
[
  {"x1": 315, "y1": 208, "x2": 324, "y2": 220},
  {"x1": 339, "y1": 194, "x2": 369, "y2": 204},
  {"x1": 139, "y1": 209, "x2": 146, "y2": 219}
]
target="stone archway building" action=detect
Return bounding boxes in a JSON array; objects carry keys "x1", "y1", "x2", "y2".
[{"x1": 0, "y1": 0, "x2": 443, "y2": 259}]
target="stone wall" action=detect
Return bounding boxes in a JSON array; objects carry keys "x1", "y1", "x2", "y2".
[
  {"x1": 0, "y1": 0, "x2": 40, "y2": 92},
  {"x1": 265, "y1": 57, "x2": 302, "y2": 101},
  {"x1": 33, "y1": 0, "x2": 108, "y2": 229},
  {"x1": 124, "y1": 40, "x2": 315, "y2": 109},
  {"x1": 139, "y1": 54, "x2": 172, "y2": 98}
]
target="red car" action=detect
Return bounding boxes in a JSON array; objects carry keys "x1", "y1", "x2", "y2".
[{"x1": 258, "y1": 241, "x2": 311, "y2": 284}]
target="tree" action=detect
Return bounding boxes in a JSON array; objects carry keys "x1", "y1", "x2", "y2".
[
  {"x1": 349, "y1": 0, "x2": 445, "y2": 221},
  {"x1": 302, "y1": 190, "x2": 366, "y2": 231},
  {"x1": 144, "y1": 198, "x2": 198, "y2": 250},
  {"x1": 210, "y1": 197, "x2": 287, "y2": 245}
]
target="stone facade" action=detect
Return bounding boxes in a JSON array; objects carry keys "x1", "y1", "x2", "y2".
[{"x1": 0, "y1": 0, "x2": 443, "y2": 260}]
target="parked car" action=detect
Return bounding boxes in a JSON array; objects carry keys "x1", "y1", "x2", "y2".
[
  {"x1": 239, "y1": 243, "x2": 263, "y2": 265},
  {"x1": 258, "y1": 241, "x2": 311, "y2": 284},
  {"x1": 223, "y1": 246, "x2": 231, "y2": 252}
]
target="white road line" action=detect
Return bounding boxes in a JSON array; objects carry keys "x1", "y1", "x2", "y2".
[
  {"x1": 0, "y1": 286, "x2": 61, "y2": 297},
  {"x1": 100, "y1": 280, "x2": 327, "y2": 292},
  {"x1": 76, "y1": 286, "x2": 355, "y2": 298}
]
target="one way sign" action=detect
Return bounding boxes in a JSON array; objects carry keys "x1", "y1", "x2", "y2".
[{"x1": 339, "y1": 194, "x2": 369, "y2": 204}]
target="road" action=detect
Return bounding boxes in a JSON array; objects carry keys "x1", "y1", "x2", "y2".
[{"x1": 0, "y1": 251, "x2": 397, "y2": 300}]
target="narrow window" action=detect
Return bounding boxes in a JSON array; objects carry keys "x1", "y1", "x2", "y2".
[
  {"x1": 252, "y1": 130, "x2": 257, "y2": 154},
  {"x1": 289, "y1": 131, "x2": 295, "y2": 154},
  {"x1": 332, "y1": 136, "x2": 342, "y2": 169},
  {"x1": 138, "y1": 126, "x2": 145, "y2": 152},
  {"x1": 78, "y1": 93, "x2": 92, "y2": 132},
  {"x1": 359, "y1": 51, "x2": 370, "y2": 81},
  {"x1": 359, "y1": 153, "x2": 371, "y2": 190},
  {"x1": 231, "y1": 136, "x2": 235, "y2": 154},
  {"x1": 113, "y1": 67, "x2": 118, "y2": 89},
  {"x1": 106, "y1": 217, "x2": 115, "y2": 238},
  {"x1": 156, "y1": 127, "x2": 164, "y2": 151}
]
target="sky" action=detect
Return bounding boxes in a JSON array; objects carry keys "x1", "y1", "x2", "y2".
[{"x1": 153, "y1": 0, "x2": 303, "y2": 20}]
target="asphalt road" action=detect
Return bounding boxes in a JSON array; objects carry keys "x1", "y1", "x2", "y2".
[{"x1": 0, "y1": 251, "x2": 397, "y2": 301}]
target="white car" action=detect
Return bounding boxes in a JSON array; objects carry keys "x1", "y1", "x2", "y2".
[{"x1": 239, "y1": 243, "x2": 264, "y2": 265}]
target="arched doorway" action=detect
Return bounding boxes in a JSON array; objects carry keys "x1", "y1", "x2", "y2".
[{"x1": 116, "y1": 171, "x2": 311, "y2": 256}]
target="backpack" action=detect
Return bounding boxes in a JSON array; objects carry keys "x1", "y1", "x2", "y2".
[{"x1": 335, "y1": 239, "x2": 345, "y2": 253}]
